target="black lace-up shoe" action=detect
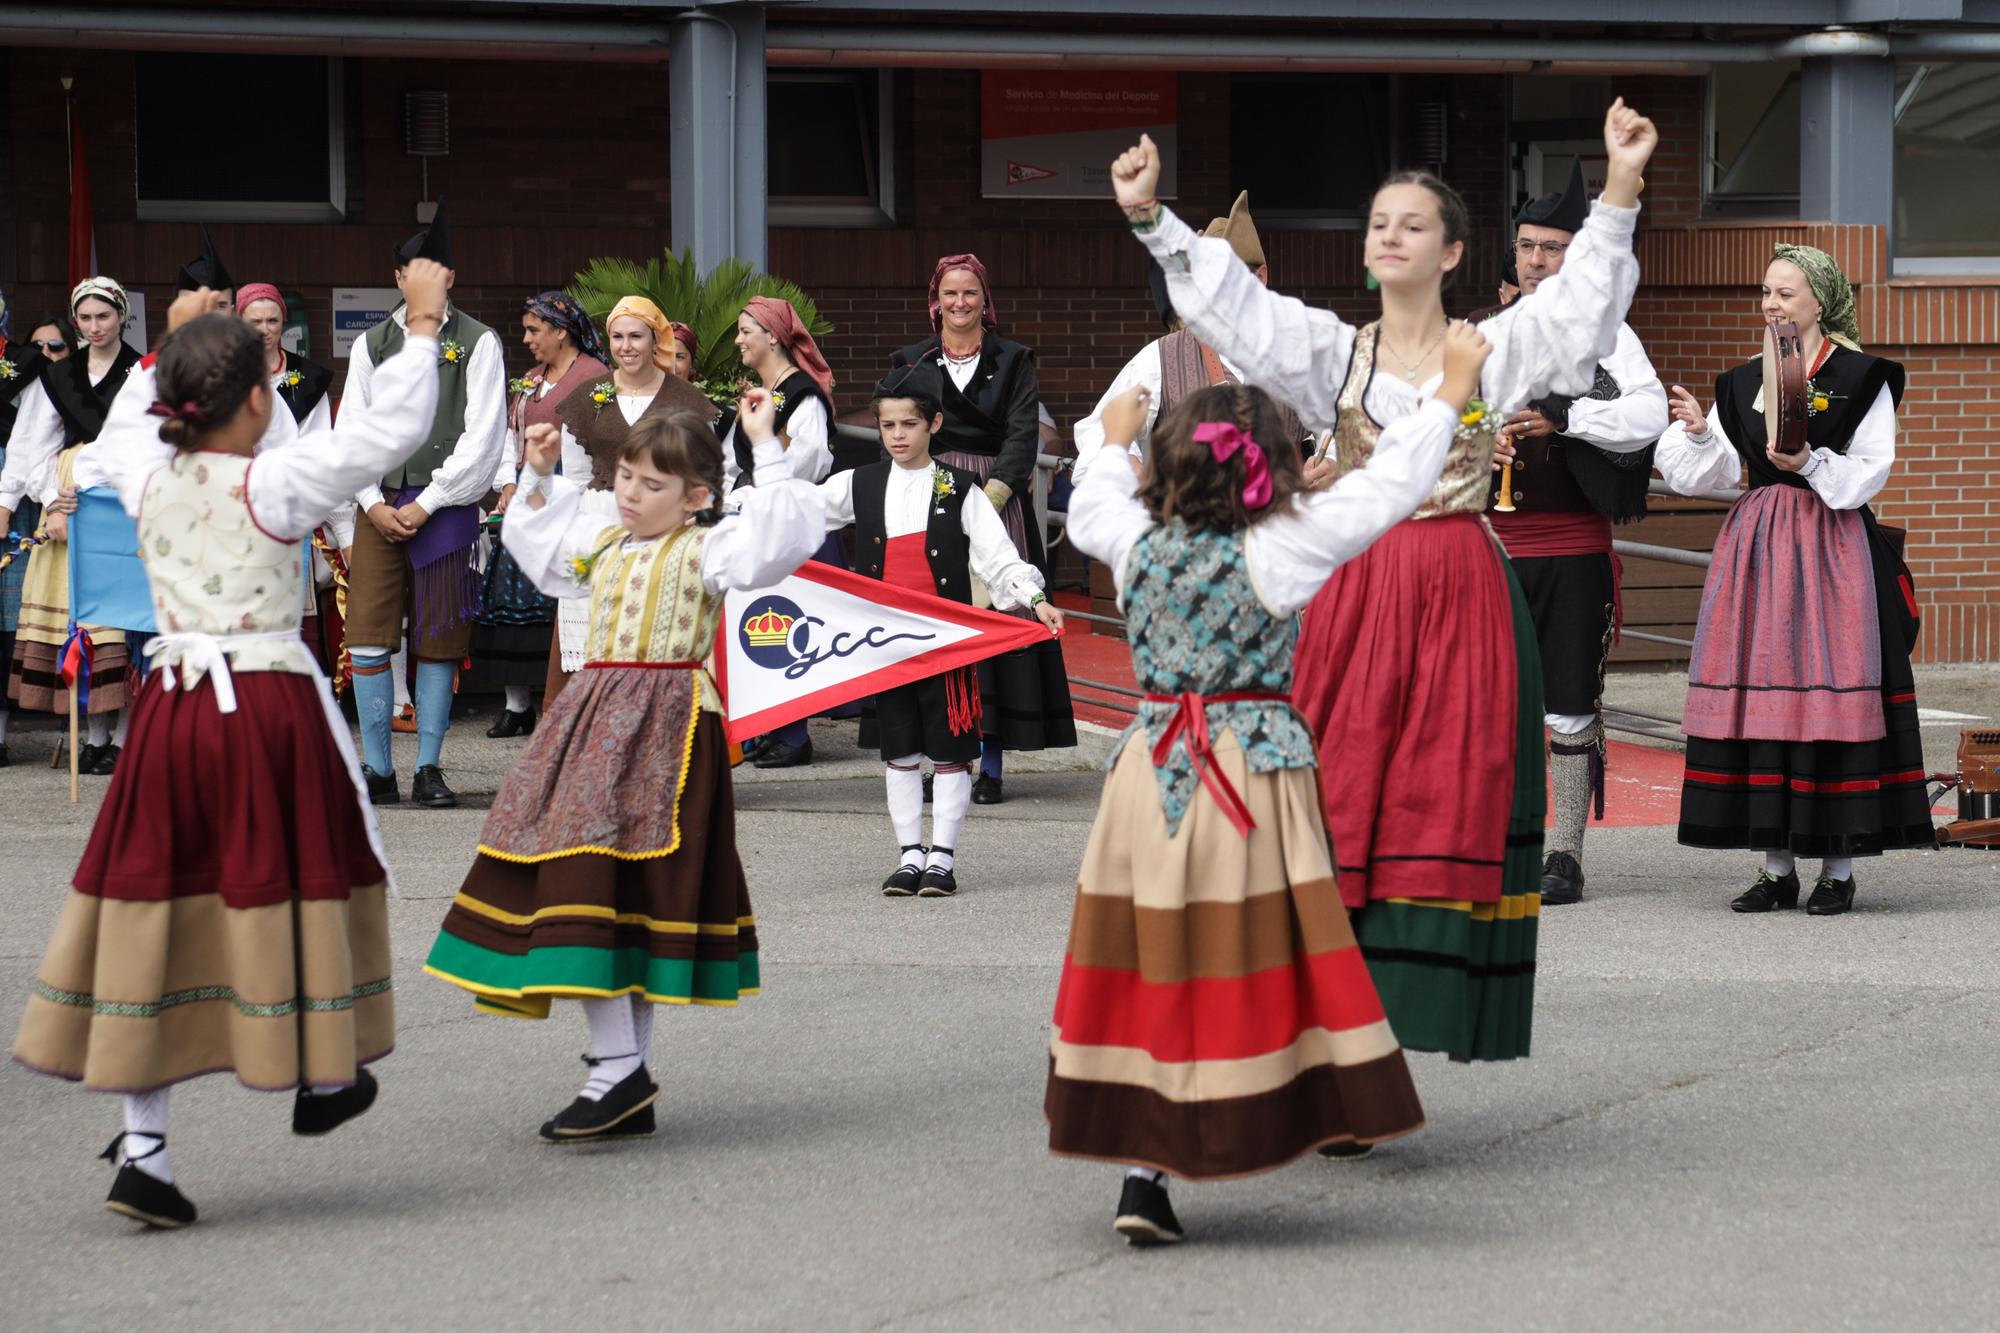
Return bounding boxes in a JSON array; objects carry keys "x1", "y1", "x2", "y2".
[
  {"x1": 1806, "y1": 872, "x2": 1857, "y2": 916},
  {"x1": 1730, "y1": 869, "x2": 1800, "y2": 913}
]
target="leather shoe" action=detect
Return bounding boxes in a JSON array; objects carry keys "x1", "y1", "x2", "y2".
[
  {"x1": 486, "y1": 707, "x2": 536, "y2": 739},
  {"x1": 1806, "y1": 871, "x2": 1857, "y2": 916},
  {"x1": 1539, "y1": 851, "x2": 1584, "y2": 906},
  {"x1": 293, "y1": 1068, "x2": 379, "y2": 1135},
  {"x1": 90, "y1": 743, "x2": 121, "y2": 776},
  {"x1": 752, "y1": 738, "x2": 813, "y2": 769},
  {"x1": 390, "y1": 703, "x2": 417, "y2": 734},
  {"x1": 971, "y1": 774, "x2": 1003, "y2": 805},
  {"x1": 739, "y1": 734, "x2": 773, "y2": 761},
  {"x1": 412, "y1": 765, "x2": 458, "y2": 808},
  {"x1": 1730, "y1": 869, "x2": 1799, "y2": 913},
  {"x1": 363, "y1": 765, "x2": 400, "y2": 805},
  {"x1": 77, "y1": 742, "x2": 101, "y2": 773}
]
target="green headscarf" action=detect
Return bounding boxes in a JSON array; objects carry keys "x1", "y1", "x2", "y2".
[{"x1": 1770, "y1": 243, "x2": 1861, "y2": 350}]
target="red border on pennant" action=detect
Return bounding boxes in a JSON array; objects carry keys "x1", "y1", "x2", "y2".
[{"x1": 714, "y1": 560, "x2": 1057, "y2": 743}]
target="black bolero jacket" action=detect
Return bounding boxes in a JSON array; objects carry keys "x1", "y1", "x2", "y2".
[{"x1": 889, "y1": 333, "x2": 1040, "y2": 498}]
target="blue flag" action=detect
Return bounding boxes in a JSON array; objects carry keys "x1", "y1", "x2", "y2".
[{"x1": 68, "y1": 486, "x2": 156, "y2": 634}]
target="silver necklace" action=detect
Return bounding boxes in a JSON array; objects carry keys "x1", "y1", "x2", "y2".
[{"x1": 1381, "y1": 323, "x2": 1447, "y2": 381}]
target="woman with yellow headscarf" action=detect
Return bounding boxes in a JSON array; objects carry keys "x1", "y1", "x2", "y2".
[
  {"x1": 539, "y1": 295, "x2": 715, "y2": 707},
  {"x1": 1657, "y1": 242, "x2": 1928, "y2": 917}
]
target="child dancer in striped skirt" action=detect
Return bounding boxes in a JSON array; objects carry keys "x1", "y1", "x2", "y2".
[{"x1": 1047, "y1": 323, "x2": 1488, "y2": 1245}]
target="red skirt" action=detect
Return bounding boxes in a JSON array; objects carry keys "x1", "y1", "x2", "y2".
[
  {"x1": 75, "y1": 669, "x2": 385, "y2": 906},
  {"x1": 1292, "y1": 515, "x2": 1518, "y2": 906}
]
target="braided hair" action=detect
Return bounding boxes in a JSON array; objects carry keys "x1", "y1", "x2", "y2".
[{"x1": 151, "y1": 314, "x2": 266, "y2": 448}]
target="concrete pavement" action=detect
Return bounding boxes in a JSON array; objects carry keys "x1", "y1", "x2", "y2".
[{"x1": 2, "y1": 667, "x2": 1997, "y2": 1329}]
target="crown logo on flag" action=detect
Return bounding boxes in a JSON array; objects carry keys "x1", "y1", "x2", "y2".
[{"x1": 743, "y1": 606, "x2": 794, "y2": 647}]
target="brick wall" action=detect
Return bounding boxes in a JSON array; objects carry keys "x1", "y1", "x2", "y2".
[{"x1": 4, "y1": 50, "x2": 1994, "y2": 662}]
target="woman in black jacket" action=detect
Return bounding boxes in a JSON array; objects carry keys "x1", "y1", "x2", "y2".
[{"x1": 890, "y1": 254, "x2": 1074, "y2": 802}]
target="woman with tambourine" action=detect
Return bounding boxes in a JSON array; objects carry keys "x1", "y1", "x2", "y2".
[{"x1": 1658, "y1": 243, "x2": 1930, "y2": 916}]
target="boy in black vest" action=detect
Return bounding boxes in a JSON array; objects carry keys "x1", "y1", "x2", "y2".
[
  {"x1": 811, "y1": 363, "x2": 1063, "y2": 896},
  {"x1": 338, "y1": 199, "x2": 506, "y2": 808}
]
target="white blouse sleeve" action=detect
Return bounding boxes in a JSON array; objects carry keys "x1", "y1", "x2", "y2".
[
  {"x1": 698, "y1": 438, "x2": 829, "y2": 595},
  {"x1": 253, "y1": 398, "x2": 299, "y2": 455},
  {"x1": 815, "y1": 469, "x2": 858, "y2": 529},
  {"x1": 1, "y1": 380, "x2": 67, "y2": 513},
  {"x1": 68, "y1": 366, "x2": 174, "y2": 517},
  {"x1": 246, "y1": 336, "x2": 443, "y2": 541},
  {"x1": 498, "y1": 474, "x2": 609, "y2": 599},
  {"x1": 414, "y1": 329, "x2": 506, "y2": 515},
  {"x1": 493, "y1": 420, "x2": 523, "y2": 491},
  {"x1": 302, "y1": 394, "x2": 333, "y2": 439},
  {"x1": 783, "y1": 396, "x2": 833, "y2": 485},
  {"x1": 1245, "y1": 396, "x2": 1458, "y2": 616},
  {"x1": 1563, "y1": 324, "x2": 1670, "y2": 454},
  {"x1": 1476, "y1": 201, "x2": 1641, "y2": 412},
  {"x1": 962, "y1": 487, "x2": 1047, "y2": 610},
  {"x1": 1654, "y1": 408, "x2": 1744, "y2": 496},
  {"x1": 1800, "y1": 384, "x2": 1895, "y2": 510},
  {"x1": 1065, "y1": 444, "x2": 1155, "y2": 599},
  {"x1": 1071, "y1": 343, "x2": 1164, "y2": 479},
  {"x1": 1141, "y1": 207, "x2": 1356, "y2": 431}
]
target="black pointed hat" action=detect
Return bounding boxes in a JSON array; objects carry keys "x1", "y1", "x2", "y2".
[
  {"x1": 395, "y1": 196, "x2": 452, "y2": 269},
  {"x1": 1515, "y1": 159, "x2": 1589, "y2": 236},
  {"x1": 873, "y1": 357, "x2": 946, "y2": 410},
  {"x1": 176, "y1": 225, "x2": 235, "y2": 292},
  {"x1": 1146, "y1": 256, "x2": 1175, "y2": 330}
]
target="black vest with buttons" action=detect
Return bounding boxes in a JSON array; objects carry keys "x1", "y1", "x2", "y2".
[{"x1": 849, "y1": 459, "x2": 981, "y2": 605}]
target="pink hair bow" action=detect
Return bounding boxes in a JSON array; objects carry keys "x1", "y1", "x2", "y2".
[{"x1": 1192, "y1": 421, "x2": 1273, "y2": 510}]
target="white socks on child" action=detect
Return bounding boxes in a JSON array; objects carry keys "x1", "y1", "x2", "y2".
[
  {"x1": 929, "y1": 767, "x2": 972, "y2": 871},
  {"x1": 580, "y1": 995, "x2": 653, "y2": 1100},
  {"x1": 885, "y1": 758, "x2": 925, "y2": 848},
  {"x1": 120, "y1": 1088, "x2": 173, "y2": 1183},
  {"x1": 504, "y1": 685, "x2": 531, "y2": 713},
  {"x1": 1125, "y1": 1166, "x2": 1165, "y2": 1185},
  {"x1": 86, "y1": 713, "x2": 111, "y2": 747},
  {"x1": 112, "y1": 708, "x2": 129, "y2": 747}
]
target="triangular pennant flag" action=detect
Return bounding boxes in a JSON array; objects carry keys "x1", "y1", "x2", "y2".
[{"x1": 717, "y1": 561, "x2": 1057, "y2": 744}]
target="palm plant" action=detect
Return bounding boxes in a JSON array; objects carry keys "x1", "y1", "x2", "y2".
[{"x1": 567, "y1": 249, "x2": 834, "y2": 402}]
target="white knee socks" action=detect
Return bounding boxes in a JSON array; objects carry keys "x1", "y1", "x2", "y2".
[
  {"x1": 111, "y1": 708, "x2": 129, "y2": 747},
  {"x1": 929, "y1": 766, "x2": 972, "y2": 871},
  {"x1": 885, "y1": 757, "x2": 925, "y2": 849},
  {"x1": 580, "y1": 996, "x2": 644, "y2": 1100},
  {"x1": 86, "y1": 713, "x2": 111, "y2": 747},
  {"x1": 504, "y1": 685, "x2": 531, "y2": 713},
  {"x1": 120, "y1": 1088, "x2": 173, "y2": 1183}
]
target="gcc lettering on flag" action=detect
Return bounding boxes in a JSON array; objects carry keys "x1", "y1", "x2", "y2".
[{"x1": 716, "y1": 561, "x2": 1055, "y2": 744}]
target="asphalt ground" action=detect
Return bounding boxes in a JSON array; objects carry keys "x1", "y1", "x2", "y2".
[{"x1": 2, "y1": 666, "x2": 1996, "y2": 1329}]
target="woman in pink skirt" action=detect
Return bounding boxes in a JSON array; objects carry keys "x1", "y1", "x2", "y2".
[{"x1": 1659, "y1": 243, "x2": 1931, "y2": 915}]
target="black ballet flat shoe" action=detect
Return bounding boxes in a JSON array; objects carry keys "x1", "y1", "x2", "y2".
[
  {"x1": 1317, "y1": 1140, "x2": 1376, "y2": 1162},
  {"x1": 539, "y1": 1061, "x2": 659, "y2": 1143},
  {"x1": 752, "y1": 738, "x2": 813, "y2": 769},
  {"x1": 100, "y1": 1135, "x2": 196, "y2": 1229},
  {"x1": 363, "y1": 765, "x2": 400, "y2": 806},
  {"x1": 1730, "y1": 869, "x2": 1800, "y2": 913},
  {"x1": 599, "y1": 1102, "x2": 656, "y2": 1139},
  {"x1": 292, "y1": 1068, "x2": 379, "y2": 1136},
  {"x1": 1113, "y1": 1175, "x2": 1184, "y2": 1247},
  {"x1": 1539, "y1": 851, "x2": 1585, "y2": 907},
  {"x1": 411, "y1": 765, "x2": 458, "y2": 808},
  {"x1": 917, "y1": 862, "x2": 958, "y2": 898},
  {"x1": 882, "y1": 848, "x2": 927, "y2": 897},
  {"x1": 485, "y1": 707, "x2": 536, "y2": 739},
  {"x1": 89, "y1": 743, "x2": 121, "y2": 776},
  {"x1": 971, "y1": 774, "x2": 1004, "y2": 805},
  {"x1": 1806, "y1": 872, "x2": 1857, "y2": 916}
]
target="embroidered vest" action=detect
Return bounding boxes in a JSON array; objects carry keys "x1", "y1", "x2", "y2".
[
  {"x1": 725, "y1": 369, "x2": 828, "y2": 491},
  {"x1": 555, "y1": 365, "x2": 713, "y2": 490},
  {"x1": 1332, "y1": 322, "x2": 1489, "y2": 521}
]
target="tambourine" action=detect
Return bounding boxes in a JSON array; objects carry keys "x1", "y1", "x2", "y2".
[{"x1": 1763, "y1": 319, "x2": 1809, "y2": 456}]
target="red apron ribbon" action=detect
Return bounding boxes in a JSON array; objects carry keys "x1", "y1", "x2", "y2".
[{"x1": 1146, "y1": 690, "x2": 1290, "y2": 839}]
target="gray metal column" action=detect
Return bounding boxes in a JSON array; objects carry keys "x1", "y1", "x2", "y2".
[
  {"x1": 670, "y1": 5, "x2": 767, "y2": 273},
  {"x1": 1799, "y1": 54, "x2": 1895, "y2": 226}
]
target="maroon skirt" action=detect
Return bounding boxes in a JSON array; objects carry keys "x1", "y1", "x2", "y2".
[
  {"x1": 1292, "y1": 514, "x2": 1519, "y2": 907},
  {"x1": 75, "y1": 669, "x2": 384, "y2": 906},
  {"x1": 1683, "y1": 486, "x2": 1883, "y2": 743}
]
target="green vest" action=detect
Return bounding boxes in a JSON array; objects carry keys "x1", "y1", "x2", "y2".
[{"x1": 364, "y1": 307, "x2": 495, "y2": 492}]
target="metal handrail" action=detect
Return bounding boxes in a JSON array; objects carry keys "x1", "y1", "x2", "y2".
[
  {"x1": 1648, "y1": 478, "x2": 1743, "y2": 506},
  {"x1": 1613, "y1": 540, "x2": 1712, "y2": 570}
]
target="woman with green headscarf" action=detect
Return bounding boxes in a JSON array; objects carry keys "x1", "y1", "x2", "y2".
[{"x1": 1656, "y1": 242, "x2": 1930, "y2": 917}]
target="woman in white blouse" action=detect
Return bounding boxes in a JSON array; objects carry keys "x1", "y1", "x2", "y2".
[{"x1": 1657, "y1": 244, "x2": 1930, "y2": 916}]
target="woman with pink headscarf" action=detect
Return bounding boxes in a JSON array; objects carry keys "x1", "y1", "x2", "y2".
[
  {"x1": 888, "y1": 254, "x2": 1075, "y2": 802},
  {"x1": 237, "y1": 284, "x2": 333, "y2": 435}
]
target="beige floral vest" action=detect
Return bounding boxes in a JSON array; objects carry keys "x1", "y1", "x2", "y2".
[
  {"x1": 1334, "y1": 322, "x2": 1493, "y2": 521},
  {"x1": 141, "y1": 451, "x2": 312, "y2": 678}
]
